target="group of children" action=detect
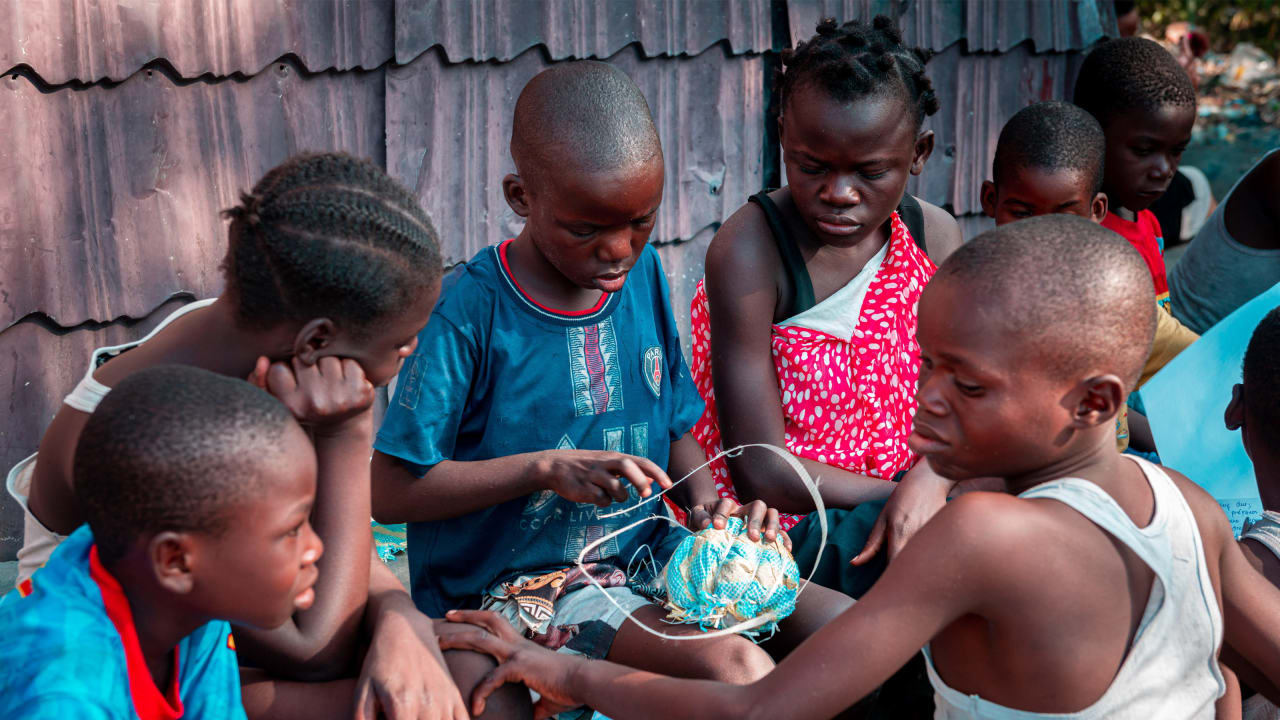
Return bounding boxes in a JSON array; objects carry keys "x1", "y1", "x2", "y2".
[{"x1": 4, "y1": 13, "x2": 1280, "y2": 720}]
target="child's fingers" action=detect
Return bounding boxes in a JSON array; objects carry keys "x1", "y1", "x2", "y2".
[
  {"x1": 586, "y1": 468, "x2": 629, "y2": 503},
  {"x1": 851, "y1": 508, "x2": 887, "y2": 566},
  {"x1": 471, "y1": 665, "x2": 518, "y2": 718},
  {"x1": 606, "y1": 457, "x2": 655, "y2": 498},
  {"x1": 686, "y1": 506, "x2": 711, "y2": 531},
  {"x1": 246, "y1": 356, "x2": 270, "y2": 389},
  {"x1": 352, "y1": 680, "x2": 377, "y2": 720},
  {"x1": 762, "y1": 507, "x2": 781, "y2": 543},
  {"x1": 265, "y1": 361, "x2": 299, "y2": 398},
  {"x1": 631, "y1": 456, "x2": 673, "y2": 489}
]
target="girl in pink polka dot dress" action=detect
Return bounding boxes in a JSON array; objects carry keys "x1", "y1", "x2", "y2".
[{"x1": 690, "y1": 15, "x2": 963, "y2": 596}]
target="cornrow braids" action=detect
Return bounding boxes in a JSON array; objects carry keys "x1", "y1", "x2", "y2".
[
  {"x1": 220, "y1": 153, "x2": 443, "y2": 340},
  {"x1": 778, "y1": 15, "x2": 940, "y2": 129}
]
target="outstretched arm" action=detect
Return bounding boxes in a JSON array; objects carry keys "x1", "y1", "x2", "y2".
[
  {"x1": 702, "y1": 211, "x2": 895, "y2": 514},
  {"x1": 441, "y1": 494, "x2": 995, "y2": 720}
]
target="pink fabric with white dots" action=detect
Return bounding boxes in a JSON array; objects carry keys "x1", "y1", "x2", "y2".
[{"x1": 688, "y1": 212, "x2": 936, "y2": 530}]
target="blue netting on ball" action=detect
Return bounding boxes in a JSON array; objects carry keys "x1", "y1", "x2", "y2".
[{"x1": 663, "y1": 517, "x2": 800, "y2": 639}]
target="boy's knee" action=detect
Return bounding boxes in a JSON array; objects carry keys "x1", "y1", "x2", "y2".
[
  {"x1": 690, "y1": 637, "x2": 775, "y2": 684},
  {"x1": 444, "y1": 648, "x2": 534, "y2": 720}
]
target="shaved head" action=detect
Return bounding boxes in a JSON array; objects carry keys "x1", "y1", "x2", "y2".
[
  {"x1": 511, "y1": 61, "x2": 661, "y2": 181},
  {"x1": 933, "y1": 214, "x2": 1156, "y2": 390}
]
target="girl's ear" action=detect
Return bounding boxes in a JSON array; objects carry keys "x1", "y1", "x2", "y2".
[
  {"x1": 1073, "y1": 374, "x2": 1126, "y2": 429},
  {"x1": 292, "y1": 318, "x2": 337, "y2": 366},
  {"x1": 980, "y1": 180, "x2": 998, "y2": 219},
  {"x1": 1090, "y1": 191, "x2": 1110, "y2": 223},
  {"x1": 151, "y1": 532, "x2": 196, "y2": 595},
  {"x1": 1225, "y1": 383, "x2": 1246, "y2": 431},
  {"x1": 910, "y1": 130, "x2": 936, "y2": 176},
  {"x1": 503, "y1": 174, "x2": 531, "y2": 218}
]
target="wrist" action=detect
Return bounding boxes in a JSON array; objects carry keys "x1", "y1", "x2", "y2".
[
  {"x1": 311, "y1": 410, "x2": 374, "y2": 441},
  {"x1": 524, "y1": 450, "x2": 553, "y2": 491}
]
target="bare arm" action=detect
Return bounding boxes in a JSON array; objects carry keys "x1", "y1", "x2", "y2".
[
  {"x1": 1176, "y1": 471, "x2": 1280, "y2": 701},
  {"x1": 703, "y1": 210, "x2": 894, "y2": 514},
  {"x1": 26, "y1": 408, "x2": 92, "y2": 535},
  {"x1": 919, "y1": 198, "x2": 963, "y2": 266},
  {"x1": 372, "y1": 449, "x2": 673, "y2": 525},
  {"x1": 234, "y1": 358, "x2": 375, "y2": 680},
  {"x1": 442, "y1": 494, "x2": 999, "y2": 720}
]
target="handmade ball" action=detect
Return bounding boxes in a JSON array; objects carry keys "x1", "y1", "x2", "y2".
[{"x1": 663, "y1": 517, "x2": 800, "y2": 638}]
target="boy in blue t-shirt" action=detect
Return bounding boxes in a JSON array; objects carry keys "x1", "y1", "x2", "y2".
[
  {"x1": 0, "y1": 366, "x2": 323, "y2": 719},
  {"x1": 373, "y1": 62, "x2": 848, "y2": 701}
]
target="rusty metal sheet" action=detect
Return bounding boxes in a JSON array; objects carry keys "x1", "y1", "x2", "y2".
[
  {"x1": 386, "y1": 45, "x2": 765, "y2": 265},
  {"x1": 0, "y1": 62, "x2": 385, "y2": 328},
  {"x1": 1, "y1": 0, "x2": 394, "y2": 84},
  {"x1": 0, "y1": 296, "x2": 194, "y2": 559},
  {"x1": 394, "y1": 0, "x2": 773, "y2": 64},
  {"x1": 786, "y1": 0, "x2": 1115, "y2": 54},
  {"x1": 904, "y1": 43, "x2": 1087, "y2": 217}
]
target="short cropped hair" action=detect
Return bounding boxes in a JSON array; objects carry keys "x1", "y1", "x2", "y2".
[
  {"x1": 993, "y1": 101, "x2": 1106, "y2": 193},
  {"x1": 511, "y1": 61, "x2": 661, "y2": 177},
  {"x1": 1244, "y1": 306, "x2": 1280, "y2": 445},
  {"x1": 221, "y1": 153, "x2": 443, "y2": 341},
  {"x1": 75, "y1": 366, "x2": 301, "y2": 562},
  {"x1": 935, "y1": 214, "x2": 1156, "y2": 390},
  {"x1": 1073, "y1": 37, "x2": 1196, "y2": 127}
]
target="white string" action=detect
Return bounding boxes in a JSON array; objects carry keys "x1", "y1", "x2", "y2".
[{"x1": 576, "y1": 443, "x2": 827, "y2": 641}]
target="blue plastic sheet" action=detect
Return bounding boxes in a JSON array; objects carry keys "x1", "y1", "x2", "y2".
[{"x1": 1143, "y1": 282, "x2": 1280, "y2": 534}]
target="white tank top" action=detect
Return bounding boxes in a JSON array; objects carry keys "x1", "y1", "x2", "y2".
[
  {"x1": 1240, "y1": 513, "x2": 1280, "y2": 720},
  {"x1": 926, "y1": 456, "x2": 1224, "y2": 719},
  {"x1": 5, "y1": 298, "x2": 215, "y2": 509}
]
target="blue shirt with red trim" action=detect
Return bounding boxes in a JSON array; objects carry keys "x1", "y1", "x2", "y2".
[
  {"x1": 0, "y1": 527, "x2": 246, "y2": 720},
  {"x1": 375, "y1": 241, "x2": 703, "y2": 615}
]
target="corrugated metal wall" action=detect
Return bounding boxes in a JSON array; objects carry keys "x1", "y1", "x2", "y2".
[{"x1": 0, "y1": 0, "x2": 1116, "y2": 558}]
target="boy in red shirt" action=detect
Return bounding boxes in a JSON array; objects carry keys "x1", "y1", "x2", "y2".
[{"x1": 1073, "y1": 36, "x2": 1197, "y2": 312}]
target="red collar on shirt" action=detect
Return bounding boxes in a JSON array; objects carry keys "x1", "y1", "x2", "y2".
[
  {"x1": 89, "y1": 546, "x2": 184, "y2": 720},
  {"x1": 497, "y1": 239, "x2": 610, "y2": 317}
]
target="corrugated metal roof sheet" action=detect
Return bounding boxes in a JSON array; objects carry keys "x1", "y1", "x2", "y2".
[
  {"x1": 394, "y1": 0, "x2": 773, "y2": 64},
  {"x1": 386, "y1": 45, "x2": 765, "y2": 265},
  {"x1": 0, "y1": 62, "x2": 385, "y2": 328},
  {"x1": 787, "y1": 0, "x2": 1115, "y2": 54},
  {"x1": 1, "y1": 0, "x2": 395, "y2": 84},
  {"x1": 906, "y1": 42, "x2": 1087, "y2": 215},
  {"x1": 0, "y1": 297, "x2": 193, "y2": 555}
]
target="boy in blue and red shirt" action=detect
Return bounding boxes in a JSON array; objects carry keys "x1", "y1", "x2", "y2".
[
  {"x1": 372, "y1": 61, "x2": 852, "y2": 716},
  {"x1": 0, "y1": 366, "x2": 323, "y2": 719}
]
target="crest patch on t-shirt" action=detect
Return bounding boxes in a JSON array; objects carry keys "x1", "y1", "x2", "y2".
[{"x1": 643, "y1": 346, "x2": 662, "y2": 398}]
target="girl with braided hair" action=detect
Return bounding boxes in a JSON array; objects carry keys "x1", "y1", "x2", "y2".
[
  {"x1": 687, "y1": 15, "x2": 964, "y2": 597},
  {"x1": 7, "y1": 153, "x2": 519, "y2": 719}
]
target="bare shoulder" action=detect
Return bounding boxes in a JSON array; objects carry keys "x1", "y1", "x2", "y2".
[
  {"x1": 918, "y1": 198, "x2": 962, "y2": 266},
  {"x1": 1164, "y1": 467, "x2": 1234, "y2": 557},
  {"x1": 917, "y1": 491, "x2": 1043, "y2": 569},
  {"x1": 704, "y1": 200, "x2": 780, "y2": 298}
]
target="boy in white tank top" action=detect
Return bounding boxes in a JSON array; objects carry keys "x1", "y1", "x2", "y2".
[{"x1": 422, "y1": 215, "x2": 1280, "y2": 720}]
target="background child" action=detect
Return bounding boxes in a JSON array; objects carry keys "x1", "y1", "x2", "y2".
[
  {"x1": 688, "y1": 15, "x2": 962, "y2": 598},
  {"x1": 439, "y1": 215, "x2": 1280, "y2": 720},
  {"x1": 5, "y1": 153, "x2": 472, "y2": 720},
  {"x1": 0, "y1": 366, "x2": 322, "y2": 718},
  {"x1": 1073, "y1": 36, "x2": 1198, "y2": 314},
  {"x1": 1224, "y1": 306, "x2": 1280, "y2": 718},
  {"x1": 372, "y1": 61, "x2": 851, "y2": 713},
  {"x1": 981, "y1": 100, "x2": 1200, "y2": 453}
]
